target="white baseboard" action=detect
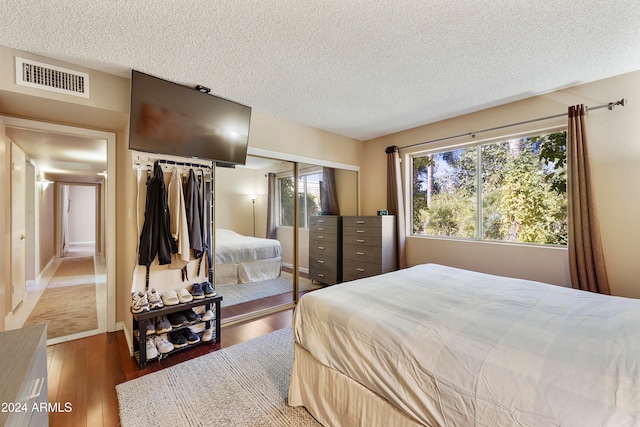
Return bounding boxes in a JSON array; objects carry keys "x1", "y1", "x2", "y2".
[{"x1": 120, "y1": 322, "x2": 133, "y2": 356}]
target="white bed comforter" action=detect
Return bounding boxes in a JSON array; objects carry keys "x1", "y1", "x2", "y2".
[
  {"x1": 293, "y1": 263, "x2": 640, "y2": 426},
  {"x1": 215, "y1": 229, "x2": 282, "y2": 264}
]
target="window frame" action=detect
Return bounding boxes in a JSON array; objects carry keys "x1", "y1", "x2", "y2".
[{"x1": 407, "y1": 126, "x2": 568, "y2": 247}]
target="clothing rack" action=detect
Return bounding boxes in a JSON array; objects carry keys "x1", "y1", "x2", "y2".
[
  {"x1": 399, "y1": 98, "x2": 628, "y2": 151},
  {"x1": 132, "y1": 153, "x2": 216, "y2": 286}
]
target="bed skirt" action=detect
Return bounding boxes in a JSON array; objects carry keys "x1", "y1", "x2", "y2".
[
  {"x1": 288, "y1": 342, "x2": 421, "y2": 427},
  {"x1": 215, "y1": 257, "x2": 282, "y2": 285}
]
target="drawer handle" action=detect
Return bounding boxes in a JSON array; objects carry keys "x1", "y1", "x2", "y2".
[
  {"x1": 318, "y1": 246, "x2": 325, "y2": 250},
  {"x1": 356, "y1": 230, "x2": 365, "y2": 233},
  {"x1": 318, "y1": 273, "x2": 324, "y2": 277},
  {"x1": 356, "y1": 252, "x2": 364, "y2": 255},
  {"x1": 356, "y1": 239, "x2": 365, "y2": 243},
  {"x1": 318, "y1": 235, "x2": 325, "y2": 239},
  {"x1": 356, "y1": 268, "x2": 365, "y2": 272},
  {"x1": 317, "y1": 260, "x2": 324, "y2": 264},
  {"x1": 318, "y1": 227, "x2": 324, "y2": 231},
  {"x1": 30, "y1": 376, "x2": 45, "y2": 399},
  {"x1": 356, "y1": 220, "x2": 365, "y2": 224}
]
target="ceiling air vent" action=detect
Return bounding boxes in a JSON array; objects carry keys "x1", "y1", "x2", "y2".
[{"x1": 15, "y1": 57, "x2": 90, "y2": 98}]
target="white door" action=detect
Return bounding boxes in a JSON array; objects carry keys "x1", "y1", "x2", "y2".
[{"x1": 11, "y1": 141, "x2": 26, "y2": 311}]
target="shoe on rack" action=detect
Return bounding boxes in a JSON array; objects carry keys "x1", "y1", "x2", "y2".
[
  {"x1": 167, "y1": 312, "x2": 188, "y2": 328},
  {"x1": 154, "y1": 334, "x2": 174, "y2": 354},
  {"x1": 190, "y1": 283, "x2": 205, "y2": 299},
  {"x1": 178, "y1": 288, "x2": 193, "y2": 303},
  {"x1": 131, "y1": 291, "x2": 150, "y2": 313},
  {"x1": 155, "y1": 316, "x2": 172, "y2": 334},
  {"x1": 202, "y1": 282, "x2": 216, "y2": 297},
  {"x1": 202, "y1": 327, "x2": 214, "y2": 343},
  {"x1": 169, "y1": 331, "x2": 188, "y2": 348},
  {"x1": 201, "y1": 310, "x2": 215, "y2": 322},
  {"x1": 146, "y1": 320, "x2": 156, "y2": 335},
  {"x1": 146, "y1": 337, "x2": 159, "y2": 360},
  {"x1": 183, "y1": 328, "x2": 200, "y2": 345},
  {"x1": 183, "y1": 309, "x2": 201, "y2": 324},
  {"x1": 147, "y1": 288, "x2": 164, "y2": 309},
  {"x1": 162, "y1": 290, "x2": 180, "y2": 306}
]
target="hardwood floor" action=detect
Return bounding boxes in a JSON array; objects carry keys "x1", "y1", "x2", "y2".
[{"x1": 45, "y1": 308, "x2": 294, "y2": 426}]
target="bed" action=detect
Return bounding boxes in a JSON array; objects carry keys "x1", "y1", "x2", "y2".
[
  {"x1": 288, "y1": 263, "x2": 640, "y2": 426},
  {"x1": 214, "y1": 229, "x2": 282, "y2": 285}
]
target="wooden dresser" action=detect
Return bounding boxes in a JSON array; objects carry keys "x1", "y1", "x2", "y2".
[
  {"x1": 309, "y1": 215, "x2": 342, "y2": 285},
  {"x1": 342, "y1": 215, "x2": 397, "y2": 282},
  {"x1": 0, "y1": 324, "x2": 48, "y2": 427}
]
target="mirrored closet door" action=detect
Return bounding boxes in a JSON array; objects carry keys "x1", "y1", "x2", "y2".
[
  {"x1": 215, "y1": 154, "x2": 359, "y2": 323},
  {"x1": 214, "y1": 156, "x2": 295, "y2": 322}
]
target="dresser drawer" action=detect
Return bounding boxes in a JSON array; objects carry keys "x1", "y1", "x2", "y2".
[
  {"x1": 309, "y1": 230, "x2": 339, "y2": 243},
  {"x1": 310, "y1": 265, "x2": 339, "y2": 284},
  {"x1": 343, "y1": 244, "x2": 381, "y2": 264},
  {"x1": 309, "y1": 239, "x2": 338, "y2": 256},
  {"x1": 342, "y1": 232, "x2": 383, "y2": 247},
  {"x1": 342, "y1": 225, "x2": 383, "y2": 240},
  {"x1": 309, "y1": 252, "x2": 338, "y2": 271},
  {"x1": 343, "y1": 260, "x2": 382, "y2": 281},
  {"x1": 342, "y1": 216, "x2": 383, "y2": 228},
  {"x1": 309, "y1": 215, "x2": 339, "y2": 227}
]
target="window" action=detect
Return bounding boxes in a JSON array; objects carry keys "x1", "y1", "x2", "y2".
[
  {"x1": 411, "y1": 131, "x2": 567, "y2": 245},
  {"x1": 278, "y1": 171, "x2": 322, "y2": 228}
]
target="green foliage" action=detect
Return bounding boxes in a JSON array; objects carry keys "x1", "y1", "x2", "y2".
[
  {"x1": 412, "y1": 131, "x2": 567, "y2": 245},
  {"x1": 279, "y1": 177, "x2": 320, "y2": 227}
]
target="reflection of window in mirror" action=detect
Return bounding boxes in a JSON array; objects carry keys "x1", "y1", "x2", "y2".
[{"x1": 278, "y1": 166, "x2": 322, "y2": 228}]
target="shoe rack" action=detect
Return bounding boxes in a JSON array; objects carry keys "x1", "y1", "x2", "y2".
[{"x1": 131, "y1": 294, "x2": 222, "y2": 369}]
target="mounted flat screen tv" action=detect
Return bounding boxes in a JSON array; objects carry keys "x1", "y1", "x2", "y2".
[{"x1": 129, "y1": 70, "x2": 251, "y2": 165}]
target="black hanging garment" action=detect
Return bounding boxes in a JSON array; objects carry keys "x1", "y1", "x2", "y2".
[
  {"x1": 138, "y1": 161, "x2": 177, "y2": 288},
  {"x1": 197, "y1": 169, "x2": 213, "y2": 281},
  {"x1": 185, "y1": 168, "x2": 204, "y2": 260}
]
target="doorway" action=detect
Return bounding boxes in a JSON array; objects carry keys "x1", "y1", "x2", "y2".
[{"x1": 1, "y1": 115, "x2": 116, "y2": 343}]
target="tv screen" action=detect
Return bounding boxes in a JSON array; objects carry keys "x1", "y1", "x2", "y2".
[{"x1": 129, "y1": 70, "x2": 251, "y2": 165}]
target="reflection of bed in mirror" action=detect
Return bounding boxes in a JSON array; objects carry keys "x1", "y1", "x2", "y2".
[{"x1": 215, "y1": 229, "x2": 282, "y2": 285}]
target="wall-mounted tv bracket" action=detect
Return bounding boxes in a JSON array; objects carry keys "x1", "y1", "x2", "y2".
[{"x1": 195, "y1": 85, "x2": 211, "y2": 94}]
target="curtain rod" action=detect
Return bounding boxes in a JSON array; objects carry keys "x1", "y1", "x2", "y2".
[{"x1": 399, "y1": 98, "x2": 627, "y2": 150}]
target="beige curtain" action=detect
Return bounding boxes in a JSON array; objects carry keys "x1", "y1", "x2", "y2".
[
  {"x1": 567, "y1": 105, "x2": 610, "y2": 294},
  {"x1": 386, "y1": 146, "x2": 407, "y2": 269}
]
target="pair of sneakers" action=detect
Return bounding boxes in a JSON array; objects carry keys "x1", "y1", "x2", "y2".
[
  {"x1": 132, "y1": 288, "x2": 164, "y2": 313},
  {"x1": 131, "y1": 291, "x2": 149, "y2": 313},
  {"x1": 169, "y1": 329, "x2": 200, "y2": 348},
  {"x1": 146, "y1": 334, "x2": 174, "y2": 360},
  {"x1": 190, "y1": 282, "x2": 216, "y2": 299}
]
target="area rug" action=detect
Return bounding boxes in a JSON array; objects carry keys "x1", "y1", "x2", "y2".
[
  {"x1": 116, "y1": 327, "x2": 320, "y2": 427},
  {"x1": 217, "y1": 272, "x2": 322, "y2": 307},
  {"x1": 23, "y1": 257, "x2": 98, "y2": 339}
]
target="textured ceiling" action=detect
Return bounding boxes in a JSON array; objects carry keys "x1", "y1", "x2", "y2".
[{"x1": 1, "y1": 0, "x2": 640, "y2": 141}]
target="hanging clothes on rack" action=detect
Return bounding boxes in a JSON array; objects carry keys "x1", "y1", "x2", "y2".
[
  {"x1": 138, "y1": 161, "x2": 177, "y2": 288},
  {"x1": 168, "y1": 167, "x2": 190, "y2": 270},
  {"x1": 197, "y1": 169, "x2": 213, "y2": 281},
  {"x1": 185, "y1": 168, "x2": 204, "y2": 260}
]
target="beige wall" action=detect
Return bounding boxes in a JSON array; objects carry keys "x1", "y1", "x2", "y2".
[
  {"x1": 0, "y1": 120, "x2": 7, "y2": 330},
  {"x1": 68, "y1": 185, "x2": 96, "y2": 244},
  {"x1": 362, "y1": 71, "x2": 640, "y2": 298},
  {"x1": 38, "y1": 183, "x2": 54, "y2": 272}
]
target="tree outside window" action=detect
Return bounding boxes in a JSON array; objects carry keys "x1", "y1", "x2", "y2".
[
  {"x1": 279, "y1": 172, "x2": 321, "y2": 228},
  {"x1": 412, "y1": 131, "x2": 567, "y2": 245}
]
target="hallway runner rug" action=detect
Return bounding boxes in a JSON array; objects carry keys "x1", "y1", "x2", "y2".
[
  {"x1": 116, "y1": 327, "x2": 320, "y2": 427},
  {"x1": 23, "y1": 256, "x2": 98, "y2": 339}
]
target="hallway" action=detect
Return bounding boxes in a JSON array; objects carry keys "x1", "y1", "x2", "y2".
[{"x1": 6, "y1": 253, "x2": 108, "y2": 345}]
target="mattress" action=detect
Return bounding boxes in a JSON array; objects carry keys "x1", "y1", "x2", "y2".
[
  {"x1": 290, "y1": 263, "x2": 640, "y2": 426},
  {"x1": 215, "y1": 229, "x2": 282, "y2": 264}
]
